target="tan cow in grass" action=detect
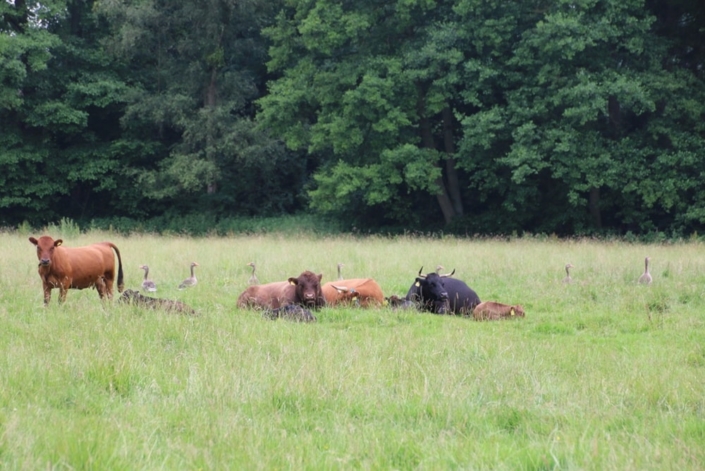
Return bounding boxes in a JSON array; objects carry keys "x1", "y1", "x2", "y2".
[
  {"x1": 29, "y1": 235, "x2": 124, "y2": 305},
  {"x1": 322, "y1": 278, "x2": 385, "y2": 307},
  {"x1": 472, "y1": 301, "x2": 525, "y2": 321}
]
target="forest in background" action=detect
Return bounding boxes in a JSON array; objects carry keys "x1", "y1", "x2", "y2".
[{"x1": 1, "y1": 0, "x2": 704, "y2": 236}]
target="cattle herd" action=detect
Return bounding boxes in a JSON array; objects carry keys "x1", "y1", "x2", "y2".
[{"x1": 29, "y1": 235, "x2": 526, "y2": 323}]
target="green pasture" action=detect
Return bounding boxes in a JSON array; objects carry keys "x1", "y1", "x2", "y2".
[{"x1": 1, "y1": 230, "x2": 704, "y2": 470}]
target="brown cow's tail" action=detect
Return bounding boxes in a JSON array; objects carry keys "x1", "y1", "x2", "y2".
[{"x1": 108, "y1": 242, "x2": 125, "y2": 293}]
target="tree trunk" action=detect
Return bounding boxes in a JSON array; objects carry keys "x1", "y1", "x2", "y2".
[
  {"x1": 417, "y1": 85, "x2": 456, "y2": 224},
  {"x1": 442, "y1": 106, "x2": 464, "y2": 217}
]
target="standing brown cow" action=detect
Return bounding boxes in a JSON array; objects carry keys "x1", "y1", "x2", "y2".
[
  {"x1": 322, "y1": 278, "x2": 385, "y2": 307},
  {"x1": 29, "y1": 235, "x2": 124, "y2": 305},
  {"x1": 237, "y1": 270, "x2": 325, "y2": 309}
]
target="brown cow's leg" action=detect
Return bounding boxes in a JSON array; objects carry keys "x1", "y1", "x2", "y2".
[
  {"x1": 104, "y1": 275, "x2": 114, "y2": 299},
  {"x1": 43, "y1": 284, "x2": 52, "y2": 306},
  {"x1": 95, "y1": 277, "x2": 108, "y2": 299},
  {"x1": 102, "y1": 271, "x2": 115, "y2": 299},
  {"x1": 59, "y1": 285, "x2": 68, "y2": 304}
]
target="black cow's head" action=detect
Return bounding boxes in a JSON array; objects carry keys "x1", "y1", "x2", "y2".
[{"x1": 411, "y1": 266, "x2": 456, "y2": 314}]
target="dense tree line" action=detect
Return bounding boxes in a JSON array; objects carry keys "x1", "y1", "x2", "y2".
[{"x1": 1, "y1": 0, "x2": 704, "y2": 235}]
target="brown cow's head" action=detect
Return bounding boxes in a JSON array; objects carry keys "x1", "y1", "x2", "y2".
[
  {"x1": 288, "y1": 271, "x2": 325, "y2": 308},
  {"x1": 330, "y1": 285, "x2": 360, "y2": 304},
  {"x1": 29, "y1": 236, "x2": 63, "y2": 266}
]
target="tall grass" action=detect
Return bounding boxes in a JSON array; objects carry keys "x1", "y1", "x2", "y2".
[{"x1": 1, "y1": 231, "x2": 704, "y2": 469}]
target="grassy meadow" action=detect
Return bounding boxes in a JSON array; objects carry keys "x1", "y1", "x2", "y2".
[{"x1": 1, "y1": 228, "x2": 704, "y2": 470}]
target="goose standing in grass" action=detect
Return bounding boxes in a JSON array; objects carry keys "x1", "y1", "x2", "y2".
[
  {"x1": 247, "y1": 262, "x2": 259, "y2": 285},
  {"x1": 337, "y1": 263, "x2": 344, "y2": 280},
  {"x1": 178, "y1": 262, "x2": 199, "y2": 290},
  {"x1": 638, "y1": 256, "x2": 652, "y2": 285},
  {"x1": 563, "y1": 263, "x2": 574, "y2": 284},
  {"x1": 139, "y1": 265, "x2": 157, "y2": 292}
]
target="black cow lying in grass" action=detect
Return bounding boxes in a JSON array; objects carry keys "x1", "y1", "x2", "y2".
[
  {"x1": 118, "y1": 289, "x2": 198, "y2": 316},
  {"x1": 404, "y1": 267, "x2": 481, "y2": 316},
  {"x1": 262, "y1": 304, "x2": 317, "y2": 323}
]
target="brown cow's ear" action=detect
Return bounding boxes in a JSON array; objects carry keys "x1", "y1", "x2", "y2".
[
  {"x1": 29, "y1": 237, "x2": 38, "y2": 246},
  {"x1": 288, "y1": 277, "x2": 298, "y2": 285},
  {"x1": 55, "y1": 239, "x2": 63, "y2": 247},
  {"x1": 317, "y1": 273, "x2": 323, "y2": 282}
]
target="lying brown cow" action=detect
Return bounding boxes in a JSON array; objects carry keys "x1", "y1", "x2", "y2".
[
  {"x1": 29, "y1": 235, "x2": 124, "y2": 305},
  {"x1": 472, "y1": 301, "x2": 526, "y2": 321},
  {"x1": 322, "y1": 278, "x2": 385, "y2": 307},
  {"x1": 118, "y1": 289, "x2": 197, "y2": 316},
  {"x1": 236, "y1": 270, "x2": 325, "y2": 309}
]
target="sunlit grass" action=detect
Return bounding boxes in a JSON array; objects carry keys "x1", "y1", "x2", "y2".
[{"x1": 1, "y1": 230, "x2": 704, "y2": 469}]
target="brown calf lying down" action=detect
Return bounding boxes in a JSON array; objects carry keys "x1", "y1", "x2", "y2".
[
  {"x1": 322, "y1": 278, "x2": 385, "y2": 307},
  {"x1": 237, "y1": 270, "x2": 325, "y2": 309},
  {"x1": 262, "y1": 304, "x2": 317, "y2": 323},
  {"x1": 118, "y1": 289, "x2": 198, "y2": 316},
  {"x1": 472, "y1": 301, "x2": 525, "y2": 321}
]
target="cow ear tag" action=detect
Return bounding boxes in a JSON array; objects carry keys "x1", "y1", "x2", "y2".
[
  {"x1": 510, "y1": 308, "x2": 515, "y2": 316},
  {"x1": 415, "y1": 282, "x2": 420, "y2": 287}
]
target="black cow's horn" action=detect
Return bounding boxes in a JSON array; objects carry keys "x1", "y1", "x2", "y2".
[
  {"x1": 440, "y1": 269, "x2": 456, "y2": 278},
  {"x1": 417, "y1": 266, "x2": 426, "y2": 279}
]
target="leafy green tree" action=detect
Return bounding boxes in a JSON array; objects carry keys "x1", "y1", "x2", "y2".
[
  {"x1": 1, "y1": 0, "x2": 133, "y2": 225},
  {"x1": 259, "y1": 0, "x2": 471, "y2": 227},
  {"x1": 3, "y1": 0, "x2": 703, "y2": 234},
  {"x1": 457, "y1": 0, "x2": 705, "y2": 233},
  {"x1": 1, "y1": 0, "x2": 65, "y2": 223},
  {"x1": 260, "y1": 0, "x2": 705, "y2": 234},
  {"x1": 98, "y1": 0, "x2": 303, "y2": 217}
]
